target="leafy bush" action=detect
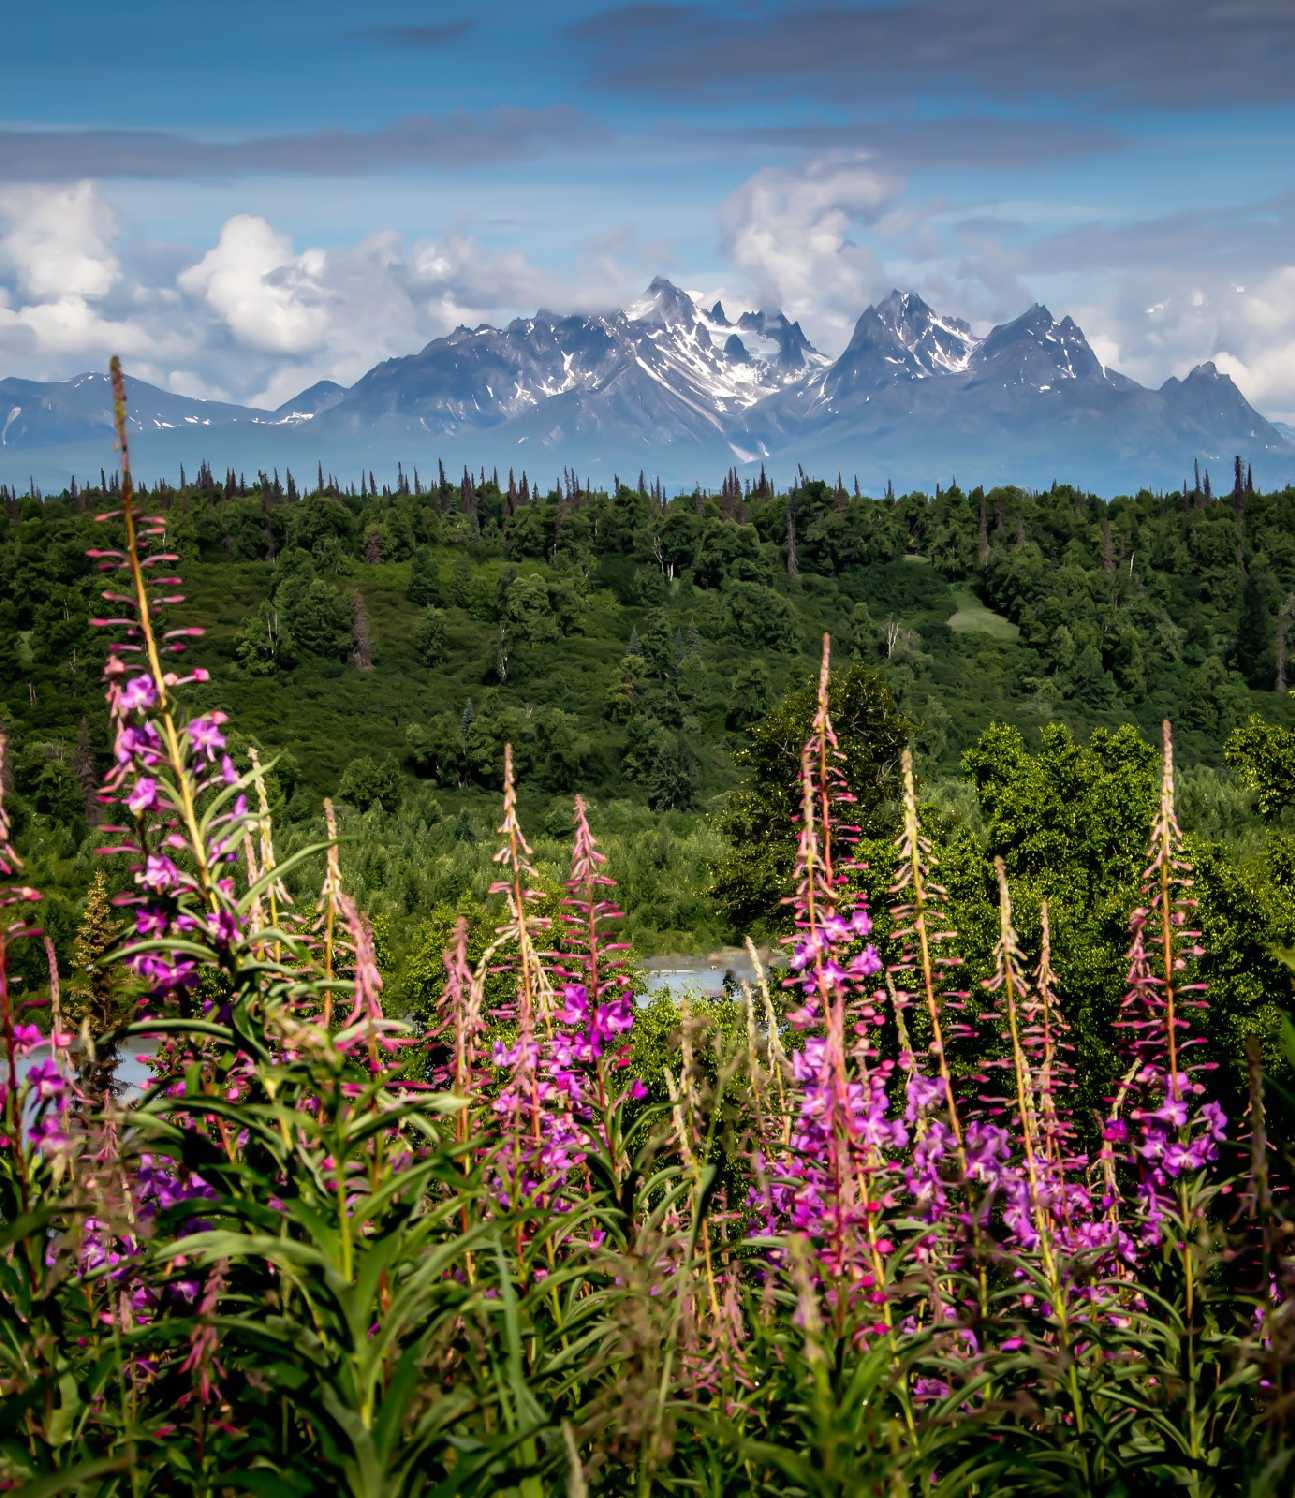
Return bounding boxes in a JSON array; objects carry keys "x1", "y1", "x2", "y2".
[{"x1": 338, "y1": 752, "x2": 404, "y2": 811}]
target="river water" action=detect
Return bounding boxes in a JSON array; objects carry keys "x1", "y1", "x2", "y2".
[
  {"x1": 10, "y1": 958, "x2": 775, "y2": 1095},
  {"x1": 638, "y1": 950, "x2": 778, "y2": 1001},
  {"x1": 11, "y1": 1038, "x2": 155, "y2": 1098}
]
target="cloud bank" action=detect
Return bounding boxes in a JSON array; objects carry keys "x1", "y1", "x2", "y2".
[
  {"x1": 5, "y1": 164, "x2": 1295, "y2": 423},
  {"x1": 0, "y1": 183, "x2": 655, "y2": 408},
  {"x1": 571, "y1": 1, "x2": 1295, "y2": 108},
  {"x1": 720, "y1": 154, "x2": 899, "y2": 347},
  {"x1": 0, "y1": 108, "x2": 603, "y2": 182}
]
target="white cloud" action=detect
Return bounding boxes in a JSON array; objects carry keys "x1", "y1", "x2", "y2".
[
  {"x1": 164, "y1": 368, "x2": 233, "y2": 402},
  {"x1": 178, "y1": 215, "x2": 329, "y2": 356},
  {"x1": 0, "y1": 181, "x2": 119, "y2": 300},
  {"x1": 1074, "y1": 265, "x2": 1295, "y2": 420},
  {"x1": 0, "y1": 190, "x2": 652, "y2": 405},
  {"x1": 720, "y1": 154, "x2": 900, "y2": 349},
  {"x1": 10, "y1": 171, "x2": 1291, "y2": 428},
  {"x1": 1, "y1": 295, "x2": 152, "y2": 358}
]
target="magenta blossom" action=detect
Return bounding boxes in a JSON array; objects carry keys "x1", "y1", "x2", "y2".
[
  {"x1": 186, "y1": 716, "x2": 227, "y2": 760},
  {"x1": 127, "y1": 777, "x2": 160, "y2": 814},
  {"x1": 119, "y1": 675, "x2": 157, "y2": 712},
  {"x1": 12, "y1": 1023, "x2": 43, "y2": 1054}
]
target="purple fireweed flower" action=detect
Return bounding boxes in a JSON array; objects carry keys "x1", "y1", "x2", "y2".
[
  {"x1": 1200, "y1": 1100, "x2": 1227, "y2": 1140},
  {"x1": 1151, "y1": 1097, "x2": 1190, "y2": 1128},
  {"x1": 119, "y1": 675, "x2": 157, "y2": 712},
  {"x1": 13, "y1": 1024, "x2": 43, "y2": 1054},
  {"x1": 1163, "y1": 1139, "x2": 1210, "y2": 1176},
  {"x1": 115, "y1": 723, "x2": 163, "y2": 767},
  {"x1": 127, "y1": 777, "x2": 160, "y2": 814},
  {"x1": 130, "y1": 953, "x2": 198, "y2": 990},
  {"x1": 906, "y1": 1120, "x2": 953, "y2": 1213},
  {"x1": 29, "y1": 1113, "x2": 70, "y2": 1153},
  {"x1": 1136, "y1": 1128, "x2": 1168, "y2": 1165},
  {"x1": 186, "y1": 716, "x2": 226, "y2": 760},
  {"x1": 850, "y1": 945, "x2": 883, "y2": 978},
  {"x1": 964, "y1": 1121, "x2": 1013, "y2": 1185},
  {"x1": 208, "y1": 909, "x2": 240, "y2": 945},
  {"x1": 905, "y1": 1073, "x2": 944, "y2": 1123},
  {"x1": 557, "y1": 983, "x2": 588, "y2": 1027},
  {"x1": 139, "y1": 854, "x2": 181, "y2": 892},
  {"x1": 135, "y1": 906, "x2": 170, "y2": 937},
  {"x1": 25, "y1": 1060, "x2": 66, "y2": 1101}
]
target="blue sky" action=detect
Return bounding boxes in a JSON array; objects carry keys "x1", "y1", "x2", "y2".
[{"x1": 3, "y1": 0, "x2": 1295, "y2": 415}]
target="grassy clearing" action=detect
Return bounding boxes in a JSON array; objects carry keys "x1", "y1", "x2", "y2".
[{"x1": 947, "y1": 584, "x2": 1020, "y2": 639}]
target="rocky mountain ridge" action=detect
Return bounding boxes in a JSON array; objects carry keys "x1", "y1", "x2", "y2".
[{"x1": 3, "y1": 280, "x2": 1291, "y2": 496}]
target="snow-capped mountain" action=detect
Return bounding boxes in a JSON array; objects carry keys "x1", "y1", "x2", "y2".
[
  {"x1": 0, "y1": 371, "x2": 264, "y2": 450},
  {"x1": 2, "y1": 280, "x2": 1293, "y2": 496},
  {"x1": 732, "y1": 289, "x2": 1290, "y2": 486},
  {"x1": 327, "y1": 277, "x2": 830, "y2": 446},
  {"x1": 823, "y1": 289, "x2": 977, "y2": 399},
  {"x1": 271, "y1": 381, "x2": 348, "y2": 424},
  {"x1": 0, "y1": 370, "x2": 357, "y2": 452},
  {"x1": 966, "y1": 303, "x2": 1104, "y2": 387}
]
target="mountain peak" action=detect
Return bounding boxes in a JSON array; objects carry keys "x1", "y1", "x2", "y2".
[
  {"x1": 272, "y1": 379, "x2": 348, "y2": 422},
  {"x1": 971, "y1": 302, "x2": 1101, "y2": 384},
  {"x1": 735, "y1": 308, "x2": 820, "y2": 372},
  {"x1": 876, "y1": 288, "x2": 929, "y2": 316},
  {"x1": 3, "y1": 285, "x2": 1290, "y2": 498},
  {"x1": 827, "y1": 289, "x2": 977, "y2": 396},
  {"x1": 628, "y1": 277, "x2": 697, "y2": 326}
]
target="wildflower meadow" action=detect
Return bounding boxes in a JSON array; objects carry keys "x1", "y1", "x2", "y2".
[{"x1": 3, "y1": 360, "x2": 1295, "y2": 1495}]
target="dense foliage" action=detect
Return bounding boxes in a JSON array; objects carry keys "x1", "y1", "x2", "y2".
[
  {"x1": 4, "y1": 455, "x2": 1295, "y2": 982},
  {"x1": 2, "y1": 375, "x2": 1295, "y2": 1493}
]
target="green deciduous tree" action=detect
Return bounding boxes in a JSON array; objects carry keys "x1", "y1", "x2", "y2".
[
  {"x1": 338, "y1": 753, "x2": 403, "y2": 813},
  {"x1": 1225, "y1": 714, "x2": 1295, "y2": 817},
  {"x1": 406, "y1": 546, "x2": 443, "y2": 606},
  {"x1": 414, "y1": 607, "x2": 448, "y2": 666}
]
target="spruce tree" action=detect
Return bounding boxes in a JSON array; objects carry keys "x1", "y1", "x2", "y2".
[
  {"x1": 72, "y1": 716, "x2": 98, "y2": 824},
  {"x1": 1234, "y1": 568, "x2": 1276, "y2": 687}
]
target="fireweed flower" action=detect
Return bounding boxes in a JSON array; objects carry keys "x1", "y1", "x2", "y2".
[
  {"x1": 186, "y1": 714, "x2": 227, "y2": 761},
  {"x1": 25, "y1": 1059, "x2": 66, "y2": 1102},
  {"x1": 1117, "y1": 723, "x2": 1222, "y2": 1242},
  {"x1": 139, "y1": 854, "x2": 182, "y2": 893},
  {"x1": 759, "y1": 641, "x2": 905, "y2": 1302},
  {"x1": 13, "y1": 1023, "x2": 43, "y2": 1054},
  {"x1": 127, "y1": 777, "x2": 160, "y2": 814},
  {"x1": 549, "y1": 795, "x2": 639, "y2": 1146},
  {"x1": 119, "y1": 674, "x2": 158, "y2": 712}
]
